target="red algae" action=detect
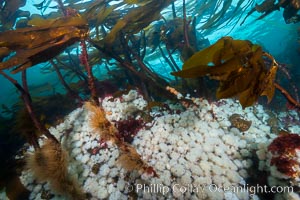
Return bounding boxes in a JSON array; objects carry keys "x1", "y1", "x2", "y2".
[
  {"x1": 114, "y1": 118, "x2": 144, "y2": 143},
  {"x1": 268, "y1": 132, "x2": 300, "y2": 178}
]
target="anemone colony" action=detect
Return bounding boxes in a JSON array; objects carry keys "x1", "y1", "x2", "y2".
[{"x1": 0, "y1": 0, "x2": 300, "y2": 199}]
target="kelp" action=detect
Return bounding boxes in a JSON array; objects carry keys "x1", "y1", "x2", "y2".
[
  {"x1": 156, "y1": 17, "x2": 200, "y2": 61},
  {"x1": 195, "y1": 0, "x2": 241, "y2": 31},
  {"x1": 241, "y1": 0, "x2": 300, "y2": 24},
  {"x1": 161, "y1": 18, "x2": 191, "y2": 50},
  {"x1": 49, "y1": 53, "x2": 88, "y2": 83},
  {"x1": 200, "y1": 0, "x2": 233, "y2": 30},
  {"x1": 11, "y1": 93, "x2": 77, "y2": 145},
  {"x1": 195, "y1": 0, "x2": 219, "y2": 20},
  {"x1": 0, "y1": 0, "x2": 28, "y2": 30},
  {"x1": 172, "y1": 37, "x2": 278, "y2": 108},
  {"x1": 204, "y1": 0, "x2": 253, "y2": 34},
  {"x1": 33, "y1": 0, "x2": 53, "y2": 14},
  {"x1": 144, "y1": 21, "x2": 164, "y2": 52},
  {"x1": 124, "y1": 0, "x2": 153, "y2": 6},
  {"x1": 90, "y1": 37, "x2": 174, "y2": 101},
  {"x1": 103, "y1": 0, "x2": 173, "y2": 45},
  {"x1": 188, "y1": 0, "x2": 257, "y2": 35},
  {"x1": 0, "y1": 16, "x2": 89, "y2": 73},
  {"x1": 240, "y1": 0, "x2": 279, "y2": 25},
  {"x1": 0, "y1": 47, "x2": 11, "y2": 61},
  {"x1": 83, "y1": 0, "x2": 121, "y2": 28}
]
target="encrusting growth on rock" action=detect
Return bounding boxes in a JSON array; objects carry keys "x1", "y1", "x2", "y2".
[
  {"x1": 229, "y1": 113, "x2": 252, "y2": 132},
  {"x1": 26, "y1": 139, "x2": 85, "y2": 200}
]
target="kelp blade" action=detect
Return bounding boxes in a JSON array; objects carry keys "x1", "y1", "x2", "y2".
[
  {"x1": 0, "y1": 16, "x2": 89, "y2": 73},
  {"x1": 171, "y1": 36, "x2": 277, "y2": 108}
]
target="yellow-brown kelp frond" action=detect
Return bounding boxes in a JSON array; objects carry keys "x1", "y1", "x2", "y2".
[
  {"x1": 85, "y1": 101, "x2": 118, "y2": 142},
  {"x1": 0, "y1": 0, "x2": 28, "y2": 30},
  {"x1": 0, "y1": 16, "x2": 89, "y2": 74},
  {"x1": 103, "y1": 0, "x2": 173, "y2": 45},
  {"x1": 83, "y1": 0, "x2": 121, "y2": 28},
  {"x1": 26, "y1": 139, "x2": 85, "y2": 200},
  {"x1": 172, "y1": 36, "x2": 278, "y2": 108},
  {"x1": 124, "y1": 0, "x2": 153, "y2": 6}
]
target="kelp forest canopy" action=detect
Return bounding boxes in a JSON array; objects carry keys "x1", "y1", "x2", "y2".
[{"x1": 0, "y1": 0, "x2": 299, "y2": 111}]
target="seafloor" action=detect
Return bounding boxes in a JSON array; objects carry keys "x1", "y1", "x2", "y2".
[{"x1": 2, "y1": 90, "x2": 298, "y2": 200}]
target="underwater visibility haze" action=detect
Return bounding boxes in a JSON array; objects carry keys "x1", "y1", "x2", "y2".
[{"x1": 0, "y1": 0, "x2": 300, "y2": 199}]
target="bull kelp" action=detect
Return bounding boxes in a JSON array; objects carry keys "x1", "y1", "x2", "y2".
[{"x1": 0, "y1": 0, "x2": 300, "y2": 199}]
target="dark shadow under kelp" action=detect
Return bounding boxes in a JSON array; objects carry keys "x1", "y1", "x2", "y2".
[{"x1": 0, "y1": 114, "x2": 30, "y2": 200}]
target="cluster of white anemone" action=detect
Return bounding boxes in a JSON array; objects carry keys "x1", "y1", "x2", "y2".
[{"x1": 15, "y1": 90, "x2": 300, "y2": 200}]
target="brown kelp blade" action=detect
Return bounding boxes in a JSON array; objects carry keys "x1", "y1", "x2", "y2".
[
  {"x1": 0, "y1": 16, "x2": 88, "y2": 74},
  {"x1": 172, "y1": 37, "x2": 277, "y2": 108},
  {"x1": 260, "y1": 65, "x2": 278, "y2": 103},
  {"x1": 103, "y1": 0, "x2": 172, "y2": 44}
]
